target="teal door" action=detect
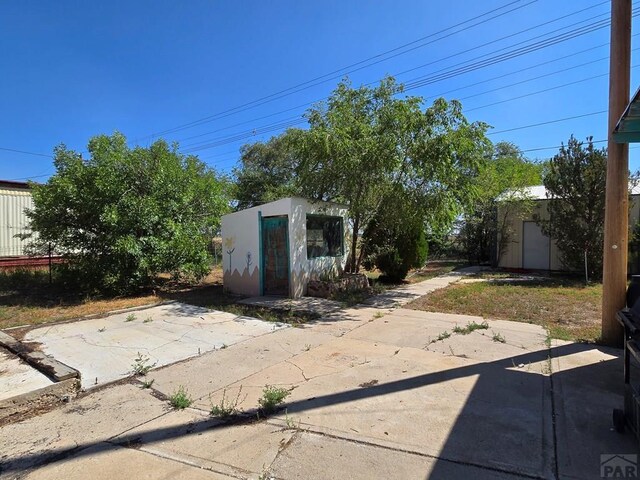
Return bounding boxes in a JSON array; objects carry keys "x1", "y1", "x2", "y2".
[{"x1": 261, "y1": 216, "x2": 290, "y2": 296}]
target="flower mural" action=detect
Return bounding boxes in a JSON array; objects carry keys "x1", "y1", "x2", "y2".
[{"x1": 223, "y1": 237, "x2": 235, "y2": 273}]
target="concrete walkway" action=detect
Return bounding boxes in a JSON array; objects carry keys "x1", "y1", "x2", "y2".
[{"x1": 0, "y1": 272, "x2": 636, "y2": 480}]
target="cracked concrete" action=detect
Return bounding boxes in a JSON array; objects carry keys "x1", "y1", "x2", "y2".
[
  {"x1": 0, "y1": 347, "x2": 53, "y2": 402},
  {"x1": 21, "y1": 302, "x2": 288, "y2": 389},
  {"x1": 1, "y1": 271, "x2": 637, "y2": 480}
]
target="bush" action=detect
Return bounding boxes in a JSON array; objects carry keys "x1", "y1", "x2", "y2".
[
  {"x1": 364, "y1": 217, "x2": 428, "y2": 282},
  {"x1": 25, "y1": 132, "x2": 230, "y2": 295}
]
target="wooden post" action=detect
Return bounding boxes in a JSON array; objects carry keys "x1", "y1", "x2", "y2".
[{"x1": 602, "y1": 0, "x2": 632, "y2": 346}]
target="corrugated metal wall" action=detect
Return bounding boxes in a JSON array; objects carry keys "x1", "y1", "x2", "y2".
[{"x1": 0, "y1": 187, "x2": 33, "y2": 257}]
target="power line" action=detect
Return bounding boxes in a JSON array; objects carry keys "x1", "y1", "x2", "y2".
[
  {"x1": 0, "y1": 147, "x2": 52, "y2": 158},
  {"x1": 173, "y1": 36, "x2": 623, "y2": 152},
  {"x1": 522, "y1": 139, "x2": 607, "y2": 153},
  {"x1": 488, "y1": 111, "x2": 607, "y2": 135},
  {"x1": 142, "y1": 1, "x2": 609, "y2": 140},
  {"x1": 465, "y1": 65, "x2": 639, "y2": 112},
  {"x1": 147, "y1": 0, "x2": 538, "y2": 139},
  {"x1": 424, "y1": 37, "x2": 626, "y2": 100},
  {"x1": 178, "y1": 65, "x2": 626, "y2": 154},
  {"x1": 4, "y1": 172, "x2": 52, "y2": 181},
  {"x1": 395, "y1": 2, "x2": 611, "y2": 84},
  {"x1": 166, "y1": 8, "x2": 623, "y2": 153},
  {"x1": 402, "y1": 13, "x2": 628, "y2": 91},
  {"x1": 457, "y1": 51, "x2": 640, "y2": 103}
]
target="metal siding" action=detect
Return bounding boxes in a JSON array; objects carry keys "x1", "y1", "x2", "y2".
[{"x1": 0, "y1": 191, "x2": 33, "y2": 257}]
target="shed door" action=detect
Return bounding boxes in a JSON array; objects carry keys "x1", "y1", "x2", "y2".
[
  {"x1": 261, "y1": 216, "x2": 290, "y2": 296},
  {"x1": 522, "y1": 221, "x2": 550, "y2": 270}
]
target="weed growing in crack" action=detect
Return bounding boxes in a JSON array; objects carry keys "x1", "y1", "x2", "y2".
[
  {"x1": 141, "y1": 379, "x2": 155, "y2": 389},
  {"x1": 131, "y1": 352, "x2": 157, "y2": 376},
  {"x1": 452, "y1": 321, "x2": 489, "y2": 335},
  {"x1": 210, "y1": 387, "x2": 244, "y2": 418},
  {"x1": 258, "y1": 385, "x2": 290, "y2": 414},
  {"x1": 284, "y1": 410, "x2": 301, "y2": 430},
  {"x1": 220, "y1": 343, "x2": 228, "y2": 349},
  {"x1": 169, "y1": 385, "x2": 192, "y2": 409},
  {"x1": 143, "y1": 316, "x2": 153, "y2": 323},
  {"x1": 491, "y1": 331, "x2": 506, "y2": 343},
  {"x1": 429, "y1": 331, "x2": 451, "y2": 344},
  {"x1": 258, "y1": 467, "x2": 273, "y2": 480},
  {"x1": 125, "y1": 313, "x2": 136, "y2": 322},
  {"x1": 373, "y1": 311, "x2": 385, "y2": 319},
  {"x1": 303, "y1": 344, "x2": 311, "y2": 351}
]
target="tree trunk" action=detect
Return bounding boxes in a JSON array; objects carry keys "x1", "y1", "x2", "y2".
[{"x1": 349, "y1": 216, "x2": 360, "y2": 273}]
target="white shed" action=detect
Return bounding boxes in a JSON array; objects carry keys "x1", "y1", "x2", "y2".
[
  {"x1": 497, "y1": 185, "x2": 640, "y2": 271},
  {"x1": 221, "y1": 197, "x2": 350, "y2": 298}
]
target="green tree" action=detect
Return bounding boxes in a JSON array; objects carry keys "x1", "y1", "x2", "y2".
[
  {"x1": 362, "y1": 196, "x2": 428, "y2": 281},
  {"x1": 26, "y1": 132, "x2": 230, "y2": 294},
  {"x1": 297, "y1": 77, "x2": 490, "y2": 272},
  {"x1": 460, "y1": 142, "x2": 543, "y2": 264},
  {"x1": 233, "y1": 128, "x2": 303, "y2": 210},
  {"x1": 534, "y1": 136, "x2": 606, "y2": 280}
]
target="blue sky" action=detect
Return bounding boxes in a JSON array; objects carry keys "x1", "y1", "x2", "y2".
[{"x1": 0, "y1": 0, "x2": 638, "y2": 181}]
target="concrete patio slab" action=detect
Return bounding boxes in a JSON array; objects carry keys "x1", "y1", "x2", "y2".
[
  {"x1": 269, "y1": 430, "x2": 528, "y2": 480},
  {"x1": 196, "y1": 331, "x2": 553, "y2": 478},
  {"x1": 149, "y1": 326, "x2": 334, "y2": 402},
  {"x1": 275, "y1": 346, "x2": 553, "y2": 478},
  {"x1": 22, "y1": 443, "x2": 232, "y2": 480},
  {"x1": 0, "y1": 383, "x2": 169, "y2": 477},
  {"x1": 0, "y1": 347, "x2": 53, "y2": 402},
  {"x1": 1, "y1": 271, "x2": 635, "y2": 480},
  {"x1": 112, "y1": 409, "x2": 294, "y2": 478},
  {"x1": 21, "y1": 302, "x2": 288, "y2": 389},
  {"x1": 551, "y1": 340, "x2": 638, "y2": 480}
]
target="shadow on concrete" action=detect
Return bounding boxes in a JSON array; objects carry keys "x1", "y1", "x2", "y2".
[{"x1": 2, "y1": 342, "x2": 635, "y2": 479}]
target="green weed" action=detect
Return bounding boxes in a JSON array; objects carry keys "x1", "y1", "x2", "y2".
[
  {"x1": 169, "y1": 385, "x2": 192, "y2": 409},
  {"x1": 131, "y1": 352, "x2": 156, "y2": 376},
  {"x1": 210, "y1": 387, "x2": 244, "y2": 418},
  {"x1": 452, "y1": 321, "x2": 489, "y2": 335},
  {"x1": 491, "y1": 331, "x2": 506, "y2": 343},
  {"x1": 258, "y1": 385, "x2": 290, "y2": 414}
]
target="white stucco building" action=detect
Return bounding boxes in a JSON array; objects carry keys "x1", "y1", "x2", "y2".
[{"x1": 221, "y1": 197, "x2": 350, "y2": 298}]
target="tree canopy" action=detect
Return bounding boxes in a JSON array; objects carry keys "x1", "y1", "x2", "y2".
[
  {"x1": 459, "y1": 141, "x2": 544, "y2": 264},
  {"x1": 233, "y1": 77, "x2": 491, "y2": 273},
  {"x1": 26, "y1": 132, "x2": 230, "y2": 293},
  {"x1": 232, "y1": 129, "x2": 302, "y2": 210}
]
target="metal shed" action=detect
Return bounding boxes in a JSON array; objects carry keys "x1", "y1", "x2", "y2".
[{"x1": 0, "y1": 180, "x2": 33, "y2": 258}]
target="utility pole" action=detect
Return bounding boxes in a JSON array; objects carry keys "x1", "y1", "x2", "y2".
[{"x1": 602, "y1": 0, "x2": 632, "y2": 346}]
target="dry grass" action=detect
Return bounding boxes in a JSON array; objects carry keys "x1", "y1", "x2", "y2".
[
  {"x1": 0, "y1": 265, "x2": 318, "y2": 331},
  {"x1": 406, "y1": 278, "x2": 602, "y2": 342},
  {"x1": 365, "y1": 260, "x2": 466, "y2": 286},
  {"x1": 0, "y1": 267, "x2": 226, "y2": 330}
]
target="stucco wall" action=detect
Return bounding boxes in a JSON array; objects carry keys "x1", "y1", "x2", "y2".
[
  {"x1": 498, "y1": 195, "x2": 640, "y2": 271},
  {"x1": 221, "y1": 198, "x2": 291, "y2": 297},
  {"x1": 221, "y1": 197, "x2": 350, "y2": 298}
]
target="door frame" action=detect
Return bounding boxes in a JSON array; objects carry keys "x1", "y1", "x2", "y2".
[{"x1": 260, "y1": 214, "x2": 291, "y2": 296}]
